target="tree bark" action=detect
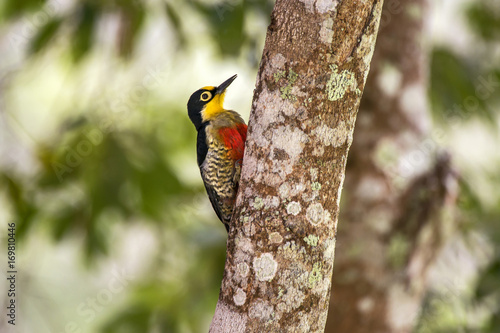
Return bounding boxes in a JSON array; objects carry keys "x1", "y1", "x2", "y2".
[
  {"x1": 209, "y1": 0, "x2": 384, "y2": 332},
  {"x1": 325, "y1": 0, "x2": 459, "y2": 332}
]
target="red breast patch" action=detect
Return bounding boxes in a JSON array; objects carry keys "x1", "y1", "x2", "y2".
[{"x1": 219, "y1": 124, "x2": 248, "y2": 161}]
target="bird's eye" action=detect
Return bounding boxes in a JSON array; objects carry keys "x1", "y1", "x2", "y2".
[{"x1": 200, "y1": 91, "x2": 212, "y2": 102}]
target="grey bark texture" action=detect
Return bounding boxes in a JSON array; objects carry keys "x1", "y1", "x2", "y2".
[
  {"x1": 324, "y1": 0, "x2": 459, "y2": 332},
  {"x1": 209, "y1": 0, "x2": 384, "y2": 332}
]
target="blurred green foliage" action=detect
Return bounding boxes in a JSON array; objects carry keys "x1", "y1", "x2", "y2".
[
  {"x1": 430, "y1": 48, "x2": 499, "y2": 124},
  {"x1": 424, "y1": 0, "x2": 500, "y2": 330},
  {"x1": 1, "y1": 116, "x2": 193, "y2": 259},
  {"x1": 191, "y1": 1, "x2": 246, "y2": 56},
  {"x1": 1, "y1": 0, "x2": 274, "y2": 61},
  {"x1": 467, "y1": 1, "x2": 500, "y2": 42},
  {"x1": 461, "y1": 180, "x2": 500, "y2": 332},
  {"x1": 1, "y1": 0, "x2": 42, "y2": 18},
  {"x1": 429, "y1": 1, "x2": 500, "y2": 126},
  {"x1": 476, "y1": 259, "x2": 500, "y2": 332},
  {"x1": 101, "y1": 237, "x2": 226, "y2": 332},
  {"x1": 29, "y1": 16, "x2": 63, "y2": 54},
  {"x1": 1, "y1": 0, "x2": 274, "y2": 332},
  {"x1": 0, "y1": 0, "x2": 276, "y2": 255}
]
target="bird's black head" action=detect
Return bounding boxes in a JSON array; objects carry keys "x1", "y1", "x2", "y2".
[
  {"x1": 187, "y1": 87, "x2": 216, "y2": 130},
  {"x1": 187, "y1": 74, "x2": 237, "y2": 130}
]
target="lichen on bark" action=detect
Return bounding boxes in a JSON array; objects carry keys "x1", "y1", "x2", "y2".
[{"x1": 209, "y1": 0, "x2": 384, "y2": 332}]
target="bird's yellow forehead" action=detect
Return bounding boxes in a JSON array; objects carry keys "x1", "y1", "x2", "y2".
[{"x1": 202, "y1": 86, "x2": 215, "y2": 91}]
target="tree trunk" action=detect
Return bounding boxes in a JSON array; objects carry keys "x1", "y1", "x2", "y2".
[
  {"x1": 325, "y1": 0, "x2": 459, "y2": 332},
  {"x1": 209, "y1": 0, "x2": 384, "y2": 332}
]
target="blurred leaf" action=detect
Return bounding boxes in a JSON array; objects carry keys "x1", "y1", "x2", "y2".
[
  {"x1": 3, "y1": 0, "x2": 273, "y2": 61},
  {"x1": 1, "y1": 0, "x2": 42, "y2": 19},
  {"x1": 100, "y1": 304, "x2": 177, "y2": 333},
  {"x1": 100, "y1": 235, "x2": 226, "y2": 332},
  {"x1": 117, "y1": 6, "x2": 145, "y2": 58},
  {"x1": 28, "y1": 17, "x2": 63, "y2": 55},
  {"x1": 51, "y1": 204, "x2": 87, "y2": 241},
  {"x1": 70, "y1": 2, "x2": 97, "y2": 63},
  {"x1": 430, "y1": 48, "x2": 494, "y2": 123},
  {"x1": 100, "y1": 280, "x2": 182, "y2": 333},
  {"x1": 484, "y1": 309, "x2": 500, "y2": 333},
  {"x1": 457, "y1": 178, "x2": 485, "y2": 219},
  {"x1": 0, "y1": 174, "x2": 36, "y2": 240},
  {"x1": 244, "y1": 0, "x2": 275, "y2": 15},
  {"x1": 467, "y1": 2, "x2": 500, "y2": 42},
  {"x1": 34, "y1": 118, "x2": 193, "y2": 259},
  {"x1": 475, "y1": 257, "x2": 500, "y2": 333},
  {"x1": 458, "y1": 176, "x2": 500, "y2": 333},
  {"x1": 475, "y1": 259, "x2": 500, "y2": 300},
  {"x1": 60, "y1": 115, "x2": 89, "y2": 131},
  {"x1": 191, "y1": 0, "x2": 246, "y2": 56},
  {"x1": 457, "y1": 177, "x2": 500, "y2": 242},
  {"x1": 164, "y1": 3, "x2": 186, "y2": 48}
]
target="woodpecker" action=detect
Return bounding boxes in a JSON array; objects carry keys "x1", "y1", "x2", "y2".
[{"x1": 187, "y1": 75, "x2": 247, "y2": 232}]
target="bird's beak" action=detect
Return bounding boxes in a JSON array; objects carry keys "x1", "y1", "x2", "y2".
[{"x1": 216, "y1": 74, "x2": 237, "y2": 95}]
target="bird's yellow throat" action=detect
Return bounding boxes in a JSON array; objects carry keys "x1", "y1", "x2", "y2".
[{"x1": 201, "y1": 89, "x2": 226, "y2": 121}]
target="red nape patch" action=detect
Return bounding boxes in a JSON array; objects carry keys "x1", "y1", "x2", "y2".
[{"x1": 219, "y1": 125, "x2": 248, "y2": 161}]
